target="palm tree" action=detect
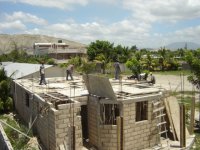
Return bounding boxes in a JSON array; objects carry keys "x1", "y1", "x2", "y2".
[
  {"x1": 158, "y1": 47, "x2": 169, "y2": 71},
  {"x1": 144, "y1": 52, "x2": 153, "y2": 71},
  {"x1": 87, "y1": 40, "x2": 114, "y2": 74}
]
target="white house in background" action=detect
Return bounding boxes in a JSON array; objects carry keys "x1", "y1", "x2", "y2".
[
  {"x1": 2, "y1": 62, "x2": 66, "y2": 80},
  {"x1": 33, "y1": 42, "x2": 87, "y2": 60}
]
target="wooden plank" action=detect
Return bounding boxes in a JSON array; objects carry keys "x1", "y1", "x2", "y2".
[
  {"x1": 164, "y1": 98, "x2": 177, "y2": 140},
  {"x1": 189, "y1": 97, "x2": 195, "y2": 134},
  {"x1": 180, "y1": 104, "x2": 186, "y2": 147},
  {"x1": 159, "y1": 130, "x2": 168, "y2": 134},
  {"x1": 157, "y1": 121, "x2": 166, "y2": 126},
  {"x1": 117, "y1": 117, "x2": 121, "y2": 150},
  {"x1": 121, "y1": 117, "x2": 123, "y2": 150},
  {"x1": 153, "y1": 106, "x2": 165, "y2": 113},
  {"x1": 166, "y1": 96, "x2": 190, "y2": 141},
  {"x1": 155, "y1": 114, "x2": 166, "y2": 118}
]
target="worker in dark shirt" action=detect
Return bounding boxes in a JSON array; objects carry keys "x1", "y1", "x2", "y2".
[
  {"x1": 39, "y1": 62, "x2": 46, "y2": 85},
  {"x1": 114, "y1": 61, "x2": 121, "y2": 80},
  {"x1": 149, "y1": 72, "x2": 155, "y2": 85},
  {"x1": 66, "y1": 64, "x2": 74, "y2": 80}
]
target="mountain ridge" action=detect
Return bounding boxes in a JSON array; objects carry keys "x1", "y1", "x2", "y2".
[
  {"x1": 0, "y1": 34, "x2": 86, "y2": 54},
  {"x1": 165, "y1": 42, "x2": 200, "y2": 50}
]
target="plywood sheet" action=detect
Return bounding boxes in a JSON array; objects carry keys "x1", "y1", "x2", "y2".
[
  {"x1": 83, "y1": 74, "x2": 116, "y2": 100},
  {"x1": 164, "y1": 98, "x2": 177, "y2": 140},
  {"x1": 166, "y1": 96, "x2": 190, "y2": 141}
]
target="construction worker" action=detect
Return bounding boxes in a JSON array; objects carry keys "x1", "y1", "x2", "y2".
[
  {"x1": 149, "y1": 72, "x2": 155, "y2": 85},
  {"x1": 39, "y1": 62, "x2": 47, "y2": 85},
  {"x1": 66, "y1": 64, "x2": 74, "y2": 80},
  {"x1": 114, "y1": 61, "x2": 121, "y2": 80}
]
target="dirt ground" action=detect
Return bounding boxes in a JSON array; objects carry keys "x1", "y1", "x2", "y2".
[{"x1": 154, "y1": 74, "x2": 196, "y2": 92}]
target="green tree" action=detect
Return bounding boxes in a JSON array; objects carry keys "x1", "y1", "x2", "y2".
[
  {"x1": 129, "y1": 45, "x2": 138, "y2": 53},
  {"x1": 126, "y1": 51, "x2": 143, "y2": 76},
  {"x1": 87, "y1": 40, "x2": 114, "y2": 74},
  {"x1": 158, "y1": 47, "x2": 169, "y2": 71},
  {"x1": 143, "y1": 52, "x2": 154, "y2": 71},
  {"x1": 185, "y1": 49, "x2": 200, "y2": 89},
  {"x1": 79, "y1": 60, "x2": 96, "y2": 74},
  {"x1": 47, "y1": 58, "x2": 56, "y2": 65},
  {"x1": 119, "y1": 46, "x2": 132, "y2": 63},
  {"x1": 0, "y1": 68, "x2": 13, "y2": 112},
  {"x1": 87, "y1": 40, "x2": 114, "y2": 62}
]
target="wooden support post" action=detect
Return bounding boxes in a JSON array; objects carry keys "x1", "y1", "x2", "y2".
[
  {"x1": 180, "y1": 104, "x2": 186, "y2": 148},
  {"x1": 190, "y1": 97, "x2": 195, "y2": 134},
  {"x1": 73, "y1": 125, "x2": 76, "y2": 150},
  {"x1": 117, "y1": 117, "x2": 121, "y2": 150},
  {"x1": 69, "y1": 125, "x2": 76, "y2": 150},
  {"x1": 121, "y1": 117, "x2": 123, "y2": 150}
]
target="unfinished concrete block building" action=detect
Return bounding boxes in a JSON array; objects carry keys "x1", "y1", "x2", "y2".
[{"x1": 11, "y1": 75, "x2": 194, "y2": 150}]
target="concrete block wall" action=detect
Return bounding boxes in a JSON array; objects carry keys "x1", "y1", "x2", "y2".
[
  {"x1": 12, "y1": 82, "x2": 56, "y2": 150},
  {"x1": 34, "y1": 108, "x2": 53, "y2": 150},
  {"x1": 99, "y1": 125, "x2": 117, "y2": 150},
  {"x1": 12, "y1": 82, "x2": 83, "y2": 150},
  {"x1": 122, "y1": 100, "x2": 159, "y2": 150},
  {"x1": 87, "y1": 96, "x2": 99, "y2": 148},
  {"x1": 12, "y1": 82, "x2": 32, "y2": 124},
  {"x1": 55, "y1": 102, "x2": 83, "y2": 150},
  {"x1": 0, "y1": 123, "x2": 13, "y2": 150},
  {"x1": 88, "y1": 96, "x2": 118, "y2": 150}
]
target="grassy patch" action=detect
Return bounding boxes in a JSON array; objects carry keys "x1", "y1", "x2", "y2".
[
  {"x1": 192, "y1": 131, "x2": 200, "y2": 150},
  {"x1": 0, "y1": 113, "x2": 33, "y2": 150}
]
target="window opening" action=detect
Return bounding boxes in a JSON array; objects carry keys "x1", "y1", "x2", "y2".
[
  {"x1": 25, "y1": 92, "x2": 29, "y2": 107},
  {"x1": 136, "y1": 101, "x2": 148, "y2": 122},
  {"x1": 100, "y1": 104, "x2": 119, "y2": 125}
]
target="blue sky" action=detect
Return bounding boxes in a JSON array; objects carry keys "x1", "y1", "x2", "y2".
[{"x1": 1, "y1": 0, "x2": 200, "y2": 48}]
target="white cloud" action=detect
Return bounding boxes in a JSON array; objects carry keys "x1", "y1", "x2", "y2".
[
  {"x1": 90, "y1": 0, "x2": 120, "y2": 5},
  {"x1": 2, "y1": 0, "x2": 200, "y2": 48},
  {"x1": 6, "y1": 0, "x2": 89, "y2": 10},
  {"x1": 149, "y1": 25, "x2": 200, "y2": 47},
  {"x1": 123, "y1": 0, "x2": 200, "y2": 23},
  {"x1": 0, "y1": 20, "x2": 26, "y2": 31},
  {"x1": 2, "y1": 18, "x2": 200, "y2": 48},
  {"x1": 174, "y1": 26, "x2": 200, "y2": 39},
  {"x1": 5, "y1": 11, "x2": 47, "y2": 25},
  {"x1": 4, "y1": 0, "x2": 119, "y2": 9},
  {"x1": 23, "y1": 19, "x2": 152, "y2": 47}
]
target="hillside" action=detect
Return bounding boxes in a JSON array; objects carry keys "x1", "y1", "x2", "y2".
[
  {"x1": 166, "y1": 42, "x2": 200, "y2": 50},
  {"x1": 0, "y1": 34, "x2": 86, "y2": 55}
]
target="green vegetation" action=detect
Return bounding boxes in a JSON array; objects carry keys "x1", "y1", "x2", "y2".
[
  {"x1": 192, "y1": 133, "x2": 200, "y2": 149},
  {"x1": 0, "y1": 68, "x2": 13, "y2": 113},
  {"x1": 0, "y1": 40, "x2": 196, "y2": 75},
  {"x1": 0, "y1": 114, "x2": 34, "y2": 150},
  {"x1": 0, "y1": 49, "x2": 55, "y2": 65},
  {"x1": 86, "y1": 41, "x2": 185, "y2": 75},
  {"x1": 185, "y1": 49, "x2": 200, "y2": 89}
]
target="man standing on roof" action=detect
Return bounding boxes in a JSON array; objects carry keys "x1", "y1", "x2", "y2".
[
  {"x1": 114, "y1": 60, "x2": 121, "y2": 80},
  {"x1": 66, "y1": 64, "x2": 74, "y2": 80},
  {"x1": 39, "y1": 62, "x2": 47, "y2": 85},
  {"x1": 148, "y1": 72, "x2": 155, "y2": 85}
]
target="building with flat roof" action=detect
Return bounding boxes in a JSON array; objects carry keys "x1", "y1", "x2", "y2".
[
  {"x1": 11, "y1": 75, "x2": 195, "y2": 150},
  {"x1": 33, "y1": 43, "x2": 86, "y2": 60}
]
